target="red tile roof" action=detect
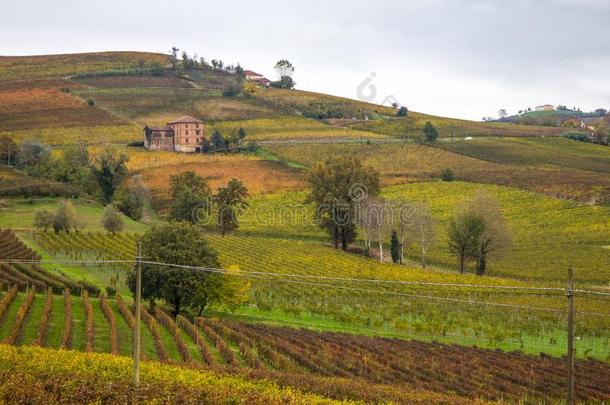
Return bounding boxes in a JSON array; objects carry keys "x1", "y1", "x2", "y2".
[{"x1": 166, "y1": 115, "x2": 203, "y2": 124}]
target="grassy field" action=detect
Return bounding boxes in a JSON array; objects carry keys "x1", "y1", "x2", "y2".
[
  {"x1": 0, "y1": 198, "x2": 146, "y2": 232},
  {"x1": 0, "y1": 124, "x2": 140, "y2": 146}
]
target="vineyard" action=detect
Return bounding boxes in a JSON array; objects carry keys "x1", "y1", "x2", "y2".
[
  {"x1": 0, "y1": 229, "x2": 99, "y2": 295},
  {"x1": 265, "y1": 142, "x2": 610, "y2": 204},
  {"x1": 21, "y1": 229, "x2": 610, "y2": 360},
  {"x1": 0, "y1": 288, "x2": 608, "y2": 403}
]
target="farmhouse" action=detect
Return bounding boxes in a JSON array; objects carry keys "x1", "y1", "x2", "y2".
[
  {"x1": 244, "y1": 70, "x2": 271, "y2": 87},
  {"x1": 144, "y1": 115, "x2": 205, "y2": 153},
  {"x1": 535, "y1": 104, "x2": 555, "y2": 112}
]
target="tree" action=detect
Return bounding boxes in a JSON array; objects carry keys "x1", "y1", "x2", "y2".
[
  {"x1": 592, "y1": 122, "x2": 609, "y2": 145},
  {"x1": 16, "y1": 140, "x2": 52, "y2": 171},
  {"x1": 170, "y1": 47, "x2": 179, "y2": 70},
  {"x1": 215, "y1": 179, "x2": 249, "y2": 236},
  {"x1": 169, "y1": 172, "x2": 212, "y2": 223},
  {"x1": 113, "y1": 177, "x2": 148, "y2": 221},
  {"x1": 397, "y1": 106, "x2": 408, "y2": 117},
  {"x1": 33, "y1": 210, "x2": 54, "y2": 232},
  {"x1": 127, "y1": 222, "x2": 224, "y2": 317},
  {"x1": 468, "y1": 193, "x2": 512, "y2": 275},
  {"x1": 498, "y1": 109, "x2": 508, "y2": 119},
  {"x1": 394, "y1": 199, "x2": 415, "y2": 264},
  {"x1": 440, "y1": 168, "x2": 455, "y2": 182},
  {"x1": 271, "y1": 75, "x2": 295, "y2": 89},
  {"x1": 211, "y1": 130, "x2": 227, "y2": 152},
  {"x1": 390, "y1": 230, "x2": 401, "y2": 263},
  {"x1": 307, "y1": 157, "x2": 380, "y2": 250},
  {"x1": 170, "y1": 171, "x2": 211, "y2": 199},
  {"x1": 422, "y1": 122, "x2": 439, "y2": 143},
  {"x1": 0, "y1": 135, "x2": 18, "y2": 166},
  {"x1": 367, "y1": 197, "x2": 390, "y2": 262},
  {"x1": 594, "y1": 108, "x2": 608, "y2": 116},
  {"x1": 274, "y1": 59, "x2": 295, "y2": 79},
  {"x1": 54, "y1": 140, "x2": 90, "y2": 188},
  {"x1": 102, "y1": 205, "x2": 124, "y2": 235},
  {"x1": 411, "y1": 201, "x2": 436, "y2": 268},
  {"x1": 90, "y1": 146, "x2": 129, "y2": 204},
  {"x1": 448, "y1": 210, "x2": 484, "y2": 274},
  {"x1": 52, "y1": 200, "x2": 77, "y2": 233},
  {"x1": 223, "y1": 80, "x2": 243, "y2": 97}
]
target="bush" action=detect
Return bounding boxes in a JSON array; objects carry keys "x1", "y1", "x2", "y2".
[
  {"x1": 223, "y1": 80, "x2": 243, "y2": 97},
  {"x1": 397, "y1": 106, "x2": 408, "y2": 117},
  {"x1": 440, "y1": 168, "x2": 455, "y2": 182},
  {"x1": 563, "y1": 132, "x2": 591, "y2": 143},
  {"x1": 127, "y1": 141, "x2": 144, "y2": 147},
  {"x1": 86, "y1": 99, "x2": 95, "y2": 106}
]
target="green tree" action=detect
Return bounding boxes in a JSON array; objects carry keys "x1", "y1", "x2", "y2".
[
  {"x1": 397, "y1": 106, "x2": 408, "y2": 117},
  {"x1": 33, "y1": 210, "x2": 54, "y2": 232},
  {"x1": 440, "y1": 168, "x2": 455, "y2": 182},
  {"x1": 168, "y1": 172, "x2": 212, "y2": 223},
  {"x1": 16, "y1": 140, "x2": 53, "y2": 175},
  {"x1": 306, "y1": 157, "x2": 380, "y2": 250},
  {"x1": 215, "y1": 179, "x2": 249, "y2": 236},
  {"x1": 211, "y1": 130, "x2": 227, "y2": 152},
  {"x1": 113, "y1": 178, "x2": 148, "y2": 221},
  {"x1": 102, "y1": 205, "x2": 124, "y2": 234},
  {"x1": 54, "y1": 140, "x2": 90, "y2": 187},
  {"x1": 423, "y1": 121, "x2": 439, "y2": 142},
  {"x1": 90, "y1": 147, "x2": 129, "y2": 204},
  {"x1": 274, "y1": 59, "x2": 295, "y2": 78},
  {"x1": 52, "y1": 200, "x2": 78, "y2": 233},
  {"x1": 127, "y1": 222, "x2": 245, "y2": 317},
  {"x1": 448, "y1": 210, "x2": 484, "y2": 274},
  {"x1": 390, "y1": 230, "x2": 401, "y2": 263}
]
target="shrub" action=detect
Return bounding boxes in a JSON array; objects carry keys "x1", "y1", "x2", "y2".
[
  {"x1": 440, "y1": 168, "x2": 455, "y2": 182},
  {"x1": 86, "y1": 99, "x2": 96, "y2": 106}
]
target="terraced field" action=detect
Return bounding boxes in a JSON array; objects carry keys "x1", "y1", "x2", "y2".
[{"x1": 0, "y1": 289, "x2": 608, "y2": 404}]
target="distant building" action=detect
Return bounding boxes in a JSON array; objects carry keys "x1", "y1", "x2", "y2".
[
  {"x1": 244, "y1": 70, "x2": 271, "y2": 87},
  {"x1": 535, "y1": 104, "x2": 555, "y2": 112},
  {"x1": 144, "y1": 115, "x2": 205, "y2": 153}
]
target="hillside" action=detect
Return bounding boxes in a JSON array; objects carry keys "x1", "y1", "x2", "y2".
[{"x1": 1, "y1": 51, "x2": 609, "y2": 403}]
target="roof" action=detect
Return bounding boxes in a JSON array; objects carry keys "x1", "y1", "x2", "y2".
[
  {"x1": 149, "y1": 126, "x2": 173, "y2": 132},
  {"x1": 166, "y1": 115, "x2": 203, "y2": 124},
  {"x1": 536, "y1": 104, "x2": 554, "y2": 108},
  {"x1": 244, "y1": 70, "x2": 263, "y2": 76}
]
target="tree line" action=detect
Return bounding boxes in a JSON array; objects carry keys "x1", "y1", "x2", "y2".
[{"x1": 306, "y1": 157, "x2": 511, "y2": 275}]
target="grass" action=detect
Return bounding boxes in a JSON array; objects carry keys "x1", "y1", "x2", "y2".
[
  {"x1": 70, "y1": 298, "x2": 86, "y2": 351},
  {"x1": 0, "y1": 294, "x2": 24, "y2": 341},
  {"x1": 44, "y1": 295, "x2": 65, "y2": 348},
  {"x1": 0, "y1": 198, "x2": 147, "y2": 232},
  {"x1": 91, "y1": 297, "x2": 111, "y2": 353},
  {"x1": 108, "y1": 300, "x2": 132, "y2": 357}
]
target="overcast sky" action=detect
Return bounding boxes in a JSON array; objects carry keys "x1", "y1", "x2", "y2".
[{"x1": 3, "y1": 0, "x2": 610, "y2": 120}]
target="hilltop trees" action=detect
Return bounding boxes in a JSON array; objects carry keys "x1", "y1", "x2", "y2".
[
  {"x1": 307, "y1": 157, "x2": 380, "y2": 250},
  {"x1": 397, "y1": 106, "x2": 408, "y2": 117},
  {"x1": 272, "y1": 60, "x2": 296, "y2": 89}
]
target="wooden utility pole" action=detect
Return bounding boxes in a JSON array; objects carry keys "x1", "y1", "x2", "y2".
[
  {"x1": 133, "y1": 242, "x2": 142, "y2": 385},
  {"x1": 566, "y1": 266, "x2": 575, "y2": 405}
]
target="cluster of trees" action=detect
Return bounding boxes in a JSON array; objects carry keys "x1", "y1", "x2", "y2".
[
  {"x1": 169, "y1": 47, "x2": 244, "y2": 76},
  {"x1": 34, "y1": 201, "x2": 83, "y2": 233},
  {"x1": 422, "y1": 121, "x2": 439, "y2": 142},
  {"x1": 168, "y1": 171, "x2": 249, "y2": 236},
  {"x1": 204, "y1": 128, "x2": 247, "y2": 153},
  {"x1": 271, "y1": 60, "x2": 295, "y2": 89},
  {"x1": 307, "y1": 157, "x2": 511, "y2": 275},
  {"x1": 1, "y1": 137, "x2": 148, "y2": 221}
]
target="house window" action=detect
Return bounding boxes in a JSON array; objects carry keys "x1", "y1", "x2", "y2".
[
  {"x1": 186, "y1": 130, "x2": 189, "y2": 135},
  {"x1": 185, "y1": 138, "x2": 189, "y2": 143},
  {"x1": 196, "y1": 130, "x2": 201, "y2": 135},
  {"x1": 186, "y1": 124, "x2": 188, "y2": 128}
]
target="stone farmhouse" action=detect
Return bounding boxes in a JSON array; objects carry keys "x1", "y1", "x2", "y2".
[
  {"x1": 244, "y1": 70, "x2": 271, "y2": 87},
  {"x1": 143, "y1": 116, "x2": 205, "y2": 153}
]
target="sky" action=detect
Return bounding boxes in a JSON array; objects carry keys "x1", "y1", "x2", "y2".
[{"x1": 3, "y1": 0, "x2": 610, "y2": 120}]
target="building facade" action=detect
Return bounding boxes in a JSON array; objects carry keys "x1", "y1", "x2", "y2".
[
  {"x1": 535, "y1": 104, "x2": 555, "y2": 112},
  {"x1": 144, "y1": 116, "x2": 205, "y2": 153}
]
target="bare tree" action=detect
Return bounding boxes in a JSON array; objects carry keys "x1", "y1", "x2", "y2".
[
  {"x1": 411, "y1": 201, "x2": 436, "y2": 269},
  {"x1": 469, "y1": 192, "x2": 512, "y2": 275},
  {"x1": 394, "y1": 199, "x2": 415, "y2": 264},
  {"x1": 355, "y1": 196, "x2": 374, "y2": 256},
  {"x1": 367, "y1": 197, "x2": 391, "y2": 262},
  {"x1": 498, "y1": 109, "x2": 508, "y2": 119}
]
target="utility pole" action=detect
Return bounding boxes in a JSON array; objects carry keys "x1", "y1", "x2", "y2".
[
  {"x1": 133, "y1": 242, "x2": 142, "y2": 385},
  {"x1": 566, "y1": 266, "x2": 575, "y2": 405}
]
